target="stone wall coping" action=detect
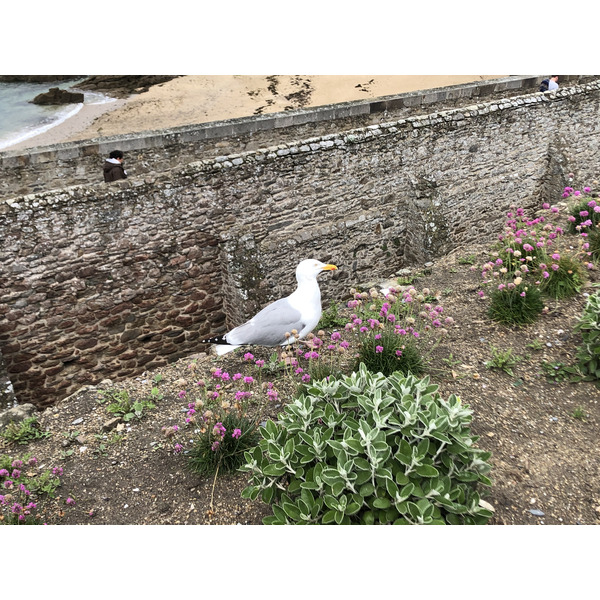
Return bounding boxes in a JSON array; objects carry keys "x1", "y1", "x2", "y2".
[{"x1": 2, "y1": 75, "x2": 593, "y2": 168}]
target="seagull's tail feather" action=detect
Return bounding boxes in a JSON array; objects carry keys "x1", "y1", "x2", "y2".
[
  {"x1": 200, "y1": 334, "x2": 240, "y2": 356},
  {"x1": 200, "y1": 334, "x2": 228, "y2": 345},
  {"x1": 215, "y1": 344, "x2": 239, "y2": 356}
]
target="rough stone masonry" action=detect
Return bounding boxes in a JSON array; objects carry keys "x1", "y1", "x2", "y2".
[{"x1": 1, "y1": 79, "x2": 600, "y2": 408}]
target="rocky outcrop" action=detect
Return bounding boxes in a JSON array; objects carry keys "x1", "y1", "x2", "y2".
[
  {"x1": 0, "y1": 75, "x2": 82, "y2": 83},
  {"x1": 0, "y1": 403, "x2": 37, "y2": 431},
  {"x1": 31, "y1": 87, "x2": 84, "y2": 105},
  {"x1": 75, "y1": 75, "x2": 180, "y2": 97}
]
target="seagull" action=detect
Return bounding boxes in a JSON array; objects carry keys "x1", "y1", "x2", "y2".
[{"x1": 201, "y1": 259, "x2": 338, "y2": 356}]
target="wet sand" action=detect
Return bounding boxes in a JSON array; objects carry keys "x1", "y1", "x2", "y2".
[{"x1": 5, "y1": 75, "x2": 505, "y2": 153}]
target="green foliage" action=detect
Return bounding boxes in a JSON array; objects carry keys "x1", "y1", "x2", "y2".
[
  {"x1": 355, "y1": 332, "x2": 424, "y2": 378},
  {"x1": 318, "y1": 301, "x2": 347, "y2": 329},
  {"x1": 541, "y1": 255, "x2": 586, "y2": 299},
  {"x1": 0, "y1": 453, "x2": 62, "y2": 524},
  {"x1": 103, "y1": 389, "x2": 155, "y2": 422},
  {"x1": 485, "y1": 346, "x2": 521, "y2": 377},
  {"x1": 541, "y1": 360, "x2": 578, "y2": 383},
  {"x1": 573, "y1": 286, "x2": 600, "y2": 382},
  {"x1": 487, "y1": 283, "x2": 544, "y2": 325},
  {"x1": 587, "y1": 230, "x2": 600, "y2": 264},
  {"x1": 0, "y1": 417, "x2": 50, "y2": 445},
  {"x1": 187, "y1": 412, "x2": 260, "y2": 478},
  {"x1": 571, "y1": 406, "x2": 587, "y2": 420},
  {"x1": 241, "y1": 364, "x2": 493, "y2": 525},
  {"x1": 458, "y1": 254, "x2": 476, "y2": 265}
]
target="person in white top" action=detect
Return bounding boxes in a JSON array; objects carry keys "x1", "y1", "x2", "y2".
[{"x1": 548, "y1": 75, "x2": 559, "y2": 90}]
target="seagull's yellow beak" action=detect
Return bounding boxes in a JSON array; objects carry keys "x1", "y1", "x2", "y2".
[{"x1": 321, "y1": 264, "x2": 338, "y2": 271}]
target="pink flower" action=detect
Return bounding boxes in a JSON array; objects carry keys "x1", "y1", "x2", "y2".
[
  {"x1": 66, "y1": 497, "x2": 75, "y2": 506},
  {"x1": 375, "y1": 346, "x2": 384, "y2": 353},
  {"x1": 243, "y1": 352, "x2": 254, "y2": 361},
  {"x1": 232, "y1": 428, "x2": 242, "y2": 439},
  {"x1": 178, "y1": 390, "x2": 186, "y2": 399}
]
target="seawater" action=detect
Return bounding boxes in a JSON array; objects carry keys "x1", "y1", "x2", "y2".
[{"x1": 0, "y1": 79, "x2": 116, "y2": 151}]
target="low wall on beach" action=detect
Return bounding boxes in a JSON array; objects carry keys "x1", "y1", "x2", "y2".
[{"x1": 2, "y1": 77, "x2": 600, "y2": 408}]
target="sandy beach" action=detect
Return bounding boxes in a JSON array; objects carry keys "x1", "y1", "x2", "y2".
[{"x1": 5, "y1": 75, "x2": 505, "y2": 153}]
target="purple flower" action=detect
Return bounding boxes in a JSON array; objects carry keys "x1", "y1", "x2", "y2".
[
  {"x1": 0, "y1": 469, "x2": 9, "y2": 477},
  {"x1": 11, "y1": 470, "x2": 21, "y2": 479},
  {"x1": 255, "y1": 359, "x2": 265, "y2": 368},
  {"x1": 232, "y1": 428, "x2": 242, "y2": 439},
  {"x1": 330, "y1": 331, "x2": 341, "y2": 342},
  {"x1": 11, "y1": 460, "x2": 23, "y2": 468},
  {"x1": 66, "y1": 497, "x2": 75, "y2": 506},
  {"x1": 243, "y1": 352, "x2": 255, "y2": 361},
  {"x1": 3, "y1": 480, "x2": 13, "y2": 489},
  {"x1": 174, "y1": 443, "x2": 184, "y2": 454},
  {"x1": 375, "y1": 346, "x2": 384, "y2": 354},
  {"x1": 243, "y1": 376, "x2": 254, "y2": 385},
  {"x1": 178, "y1": 390, "x2": 186, "y2": 398}
]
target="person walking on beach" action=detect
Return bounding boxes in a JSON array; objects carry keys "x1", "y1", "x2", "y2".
[{"x1": 103, "y1": 150, "x2": 128, "y2": 182}]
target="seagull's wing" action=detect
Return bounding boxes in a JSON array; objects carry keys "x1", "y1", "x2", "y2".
[{"x1": 226, "y1": 297, "x2": 305, "y2": 347}]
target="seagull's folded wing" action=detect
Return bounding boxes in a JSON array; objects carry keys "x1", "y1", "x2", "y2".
[{"x1": 226, "y1": 298, "x2": 305, "y2": 346}]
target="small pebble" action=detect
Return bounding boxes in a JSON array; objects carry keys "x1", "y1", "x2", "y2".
[
  {"x1": 529, "y1": 509, "x2": 545, "y2": 516},
  {"x1": 71, "y1": 417, "x2": 84, "y2": 425}
]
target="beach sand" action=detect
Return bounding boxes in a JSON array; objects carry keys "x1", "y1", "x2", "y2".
[{"x1": 5, "y1": 75, "x2": 505, "y2": 153}]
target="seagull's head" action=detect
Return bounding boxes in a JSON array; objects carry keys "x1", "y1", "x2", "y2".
[{"x1": 296, "y1": 259, "x2": 338, "y2": 282}]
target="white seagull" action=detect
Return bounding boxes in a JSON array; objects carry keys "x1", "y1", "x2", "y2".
[{"x1": 201, "y1": 259, "x2": 338, "y2": 355}]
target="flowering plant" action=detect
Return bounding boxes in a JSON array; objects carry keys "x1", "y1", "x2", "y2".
[
  {"x1": 343, "y1": 285, "x2": 451, "y2": 376},
  {"x1": 0, "y1": 454, "x2": 63, "y2": 524}
]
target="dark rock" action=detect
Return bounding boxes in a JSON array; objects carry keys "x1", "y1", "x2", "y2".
[
  {"x1": 31, "y1": 87, "x2": 84, "y2": 105},
  {"x1": 75, "y1": 75, "x2": 180, "y2": 98},
  {"x1": 0, "y1": 75, "x2": 82, "y2": 83},
  {"x1": 102, "y1": 417, "x2": 121, "y2": 432}
]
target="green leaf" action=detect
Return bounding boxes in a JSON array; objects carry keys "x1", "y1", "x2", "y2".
[
  {"x1": 322, "y1": 510, "x2": 337, "y2": 524},
  {"x1": 373, "y1": 497, "x2": 391, "y2": 510},
  {"x1": 360, "y1": 482, "x2": 375, "y2": 498},
  {"x1": 282, "y1": 502, "x2": 301, "y2": 521},
  {"x1": 263, "y1": 464, "x2": 287, "y2": 477},
  {"x1": 415, "y1": 464, "x2": 439, "y2": 478},
  {"x1": 272, "y1": 504, "x2": 288, "y2": 523}
]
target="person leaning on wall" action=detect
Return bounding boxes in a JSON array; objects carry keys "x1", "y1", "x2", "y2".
[
  {"x1": 103, "y1": 150, "x2": 128, "y2": 182},
  {"x1": 539, "y1": 75, "x2": 559, "y2": 92}
]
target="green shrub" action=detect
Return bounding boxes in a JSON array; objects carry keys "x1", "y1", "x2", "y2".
[
  {"x1": 241, "y1": 364, "x2": 493, "y2": 525},
  {"x1": 317, "y1": 301, "x2": 348, "y2": 329},
  {"x1": 541, "y1": 254, "x2": 586, "y2": 299},
  {"x1": 355, "y1": 332, "x2": 424, "y2": 378},
  {"x1": 102, "y1": 389, "x2": 155, "y2": 422},
  {"x1": 587, "y1": 230, "x2": 600, "y2": 264},
  {"x1": 487, "y1": 283, "x2": 545, "y2": 325},
  {"x1": 0, "y1": 417, "x2": 50, "y2": 445},
  {"x1": 485, "y1": 346, "x2": 521, "y2": 376},
  {"x1": 188, "y1": 412, "x2": 260, "y2": 477},
  {"x1": 573, "y1": 286, "x2": 600, "y2": 383}
]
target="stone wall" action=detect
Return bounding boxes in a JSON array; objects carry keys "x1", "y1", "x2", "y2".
[
  {"x1": 2, "y1": 78, "x2": 600, "y2": 408},
  {"x1": 2, "y1": 75, "x2": 594, "y2": 199}
]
